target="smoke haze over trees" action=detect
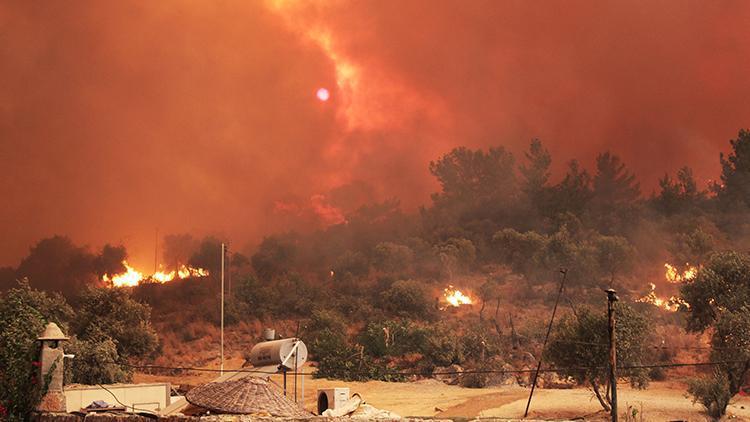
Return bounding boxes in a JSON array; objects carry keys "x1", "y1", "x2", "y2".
[{"x1": 2, "y1": 1, "x2": 750, "y2": 268}]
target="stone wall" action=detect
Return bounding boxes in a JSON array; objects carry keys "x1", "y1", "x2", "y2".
[{"x1": 33, "y1": 413, "x2": 574, "y2": 422}]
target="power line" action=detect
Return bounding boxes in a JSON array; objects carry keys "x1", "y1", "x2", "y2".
[
  {"x1": 96, "y1": 383, "x2": 155, "y2": 414},
  {"x1": 109, "y1": 358, "x2": 749, "y2": 377}
]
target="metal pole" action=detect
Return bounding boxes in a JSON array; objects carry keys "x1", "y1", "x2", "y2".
[
  {"x1": 524, "y1": 269, "x2": 568, "y2": 418},
  {"x1": 154, "y1": 228, "x2": 159, "y2": 273},
  {"x1": 301, "y1": 366, "x2": 305, "y2": 409},
  {"x1": 606, "y1": 288, "x2": 619, "y2": 422},
  {"x1": 220, "y1": 242, "x2": 225, "y2": 375}
]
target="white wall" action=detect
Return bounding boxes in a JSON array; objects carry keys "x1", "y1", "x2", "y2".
[{"x1": 64, "y1": 383, "x2": 170, "y2": 413}]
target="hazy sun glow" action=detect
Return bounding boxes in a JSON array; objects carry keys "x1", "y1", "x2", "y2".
[{"x1": 316, "y1": 87, "x2": 330, "y2": 101}]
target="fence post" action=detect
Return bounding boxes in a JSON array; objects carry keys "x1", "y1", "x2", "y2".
[{"x1": 606, "y1": 288, "x2": 619, "y2": 422}]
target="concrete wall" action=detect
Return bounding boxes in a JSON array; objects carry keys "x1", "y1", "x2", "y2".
[{"x1": 64, "y1": 383, "x2": 170, "y2": 413}]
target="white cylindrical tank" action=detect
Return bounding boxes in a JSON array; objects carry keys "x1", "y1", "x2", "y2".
[{"x1": 247, "y1": 338, "x2": 307, "y2": 370}]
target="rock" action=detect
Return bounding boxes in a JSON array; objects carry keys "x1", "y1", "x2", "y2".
[{"x1": 433, "y1": 364, "x2": 463, "y2": 385}]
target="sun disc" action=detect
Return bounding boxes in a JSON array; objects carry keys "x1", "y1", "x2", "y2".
[{"x1": 316, "y1": 87, "x2": 330, "y2": 101}]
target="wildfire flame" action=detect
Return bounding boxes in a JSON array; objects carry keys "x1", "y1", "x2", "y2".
[
  {"x1": 664, "y1": 263, "x2": 698, "y2": 283},
  {"x1": 636, "y1": 282, "x2": 689, "y2": 312},
  {"x1": 103, "y1": 261, "x2": 209, "y2": 287},
  {"x1": 443, "y1": 286, "x2": 473, "y2": 307}
]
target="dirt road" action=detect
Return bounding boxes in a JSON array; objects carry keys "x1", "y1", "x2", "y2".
[{"x1": 135, "y1": 363, "x2": 750, "y2": 420}]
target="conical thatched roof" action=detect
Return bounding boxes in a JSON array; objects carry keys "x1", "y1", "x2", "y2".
[
  {"x1": 37, "y1": 322, "x2": 69, "y2": 341},
  {"x1": 185, "y1": 376, "x2": 311, "y2": 417}
]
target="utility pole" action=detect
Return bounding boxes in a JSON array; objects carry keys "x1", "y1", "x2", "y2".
[
  {"x1": 606, "y1": 288, "x2": 619, "y2": 422},
  {"x1": 154, "y1": 228, "x2": 159, "y2": 273},
  {"x1": 220, "y1": 242, "x2": 225, "y2": 375},
  {"x1": 524, "y1": 269, "x2": 568, "y2": 418}
]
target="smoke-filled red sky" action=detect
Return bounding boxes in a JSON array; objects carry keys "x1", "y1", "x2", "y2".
[{"x1": 1, "y1": 1, "x2": 749, "y2": 269}]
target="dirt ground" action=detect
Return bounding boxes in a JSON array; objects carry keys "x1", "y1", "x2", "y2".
[{"x1": 134, "y1": 360, "x2": 750, "y2": 421}]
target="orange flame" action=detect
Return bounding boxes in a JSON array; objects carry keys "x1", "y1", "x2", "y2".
[
  {"x1": 103, "y1": 261, "x2": 209, "y2": 287},
  {"x1": 443, "y1": 286, "x2": 473, "y2": 307},
  {"x1": 636, "y1": 283, "x2": 689, "y2": 312},
  {"x1": 664, "y1": 263, "x2": 698, "y2": 283}
]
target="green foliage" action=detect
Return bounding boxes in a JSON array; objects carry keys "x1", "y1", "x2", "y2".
[
  {"x1": 234, "y1": 275, "x2": 268, "y2": 316},
  {"x1": 428, "y1": 146, "x2": 517, "y2": 225},
  {"x1": 546, "y1": 304, "x2": 650, "y2": 410},
  {"x1": 332, "y1": 251, "x2": 370, "y2": 279},
  {"x1": 66, "y1": 337, "x2": 130, "y2": 384},
  {"x1": 493, "y1": 229, "x2": 547, "y2": 280},
  {"x1": 593, "y1": 235, "x2": 634, "y2": 279},
  {"x1": 493, "y1": 228, "x2": 633, "y2": 285},
  {"x1": 714, "y1": 129, "x2": 750, "y2": 210},
  {"x1": 591, "y1": 152, "x2": 641, "y2": 233},
  {"x1": 373, "y1": 242, "x2": 414, "y2": 273},
  {"x1": 251, "y1": 235, "x2": 297, "y2": 281},
  {"x1": 73, "y1": 287, "x2": 158, "y2": 360},
  {"x1": 592, "y1": 152, "x2": 641, "y2": 206},
  {"x1": 709, "y1": 309, "x2": 750, "y2": 397},
  {"x1": 669, "y1": 228, "x2": 714, "y2": 266},
  {"x1": 161, "y1": 233, "x2": 199, "y2": 269},
  {"x1": 0, "y1": 281, "x2": 72, "y2": 420},
  {"x1": 358, "y1": 319, "x2": 430, "y2": 358},
  {"x1": 15, "y1": 235, "x2": 101, "y2": 295},
  {"x1": 688, "y1": 371, "x2": 732, "y2": 420},
  {"x1": 680, "y1": 251, "x2": 750, "y2": 332},
  {"x1": 520, "y1": 139, "x2": 552, "y2": 211},
  {"x1": 434, "y1": 237, "x2": 476, "y2": 278},
  {"x1": 306, "y1": 311, "x2": 402, "y2": 382},
  {"x1": 379, "y1": 279, "x2": 436, "y2": 319},
  {"x1": 655, "y1": 167, "x2": 704, "y2": 215},
  {"x1": 94, "y1": 244, "x2": 127, "y2": 283},
  {"x1": 680, "y1": 251, "x2": 750, "y2": 418},
  {"x1": 419, "y1": 323, "x2": 464, "y2": 367},
  {"x1": 304, "y1": 309, "x2": 347, "y2": 344},
  {"x1": 188, "y1": 236, "x2": 224, "y2": 276},
  {"x1": 460, "y1": 323, "x2": 503, "y2": 363},
  {"x1": 547, "y1": 160, "x2": 593, "y2": 218}
]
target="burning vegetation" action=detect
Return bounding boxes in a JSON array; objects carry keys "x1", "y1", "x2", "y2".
[
  {"x1": 443, "y1": 286, "x2": 473, "y2": 307},
  {"x1": 102, "y1": 261, "x2": 209, "y2": 287},
  {"x1": 3, "y1": 130, "x2": 750, "y2": 420},
  {"x1": 635, "y1": 263, "x2": 697, "y2": 311},
  {"x1": 664, "y1": 263, "x2": 698, "y2": 283}
]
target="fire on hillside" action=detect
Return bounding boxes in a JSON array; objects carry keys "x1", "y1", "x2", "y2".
[
  {"x1": 664, "y1": 263, "x2": 698, "y2": 283},
  {"x1": 443, "y1": 286, "x2": 473, "y2": 307},
  {"x1": 636, "y1": 262, "x2": 697, "y2": 311},
  {"x1": 103, "y1": 261, "x2": 209, "y2": 287}
]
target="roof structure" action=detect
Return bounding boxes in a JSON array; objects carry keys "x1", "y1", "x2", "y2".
[
  {"x1": 37, "y1": 322, "x2": 69, "y2": 341},
  {"x1": 185, "y1": 376, "x2": 311, "y2": 418}
]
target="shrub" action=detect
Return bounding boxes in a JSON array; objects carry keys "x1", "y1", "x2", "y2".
[
  {"x1": 420, "y1": 324, "x2": 464, "y2": 367},
  {"x1": 65, "y1": 337, "x2": 130, "y2": 384},
  {"x1": 688, "y1": 372, "x2": 732, "y2": 420},
  {"x1": 0, "y1": 281, "x2": 73, "y2": 421},
  {"x1": 380, "y1": 279, "x2": 435, "y2": 320},
  {"x1": 358, "y1": 319, "x2": 428, "y2": 358},
  {"x1": 545, "y1": 304, "x2": 650, "y2": 411},
  {"x1": 373, "y1": 242, "x2": 414, "y2": 274},
  {"x1": 73, "y1": 287, "x2": 158, "y2": 360}
]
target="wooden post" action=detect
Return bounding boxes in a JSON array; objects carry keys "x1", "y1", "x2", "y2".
[{"x1": 606, "y1": 288, "x2": 619, "y2": 422}]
